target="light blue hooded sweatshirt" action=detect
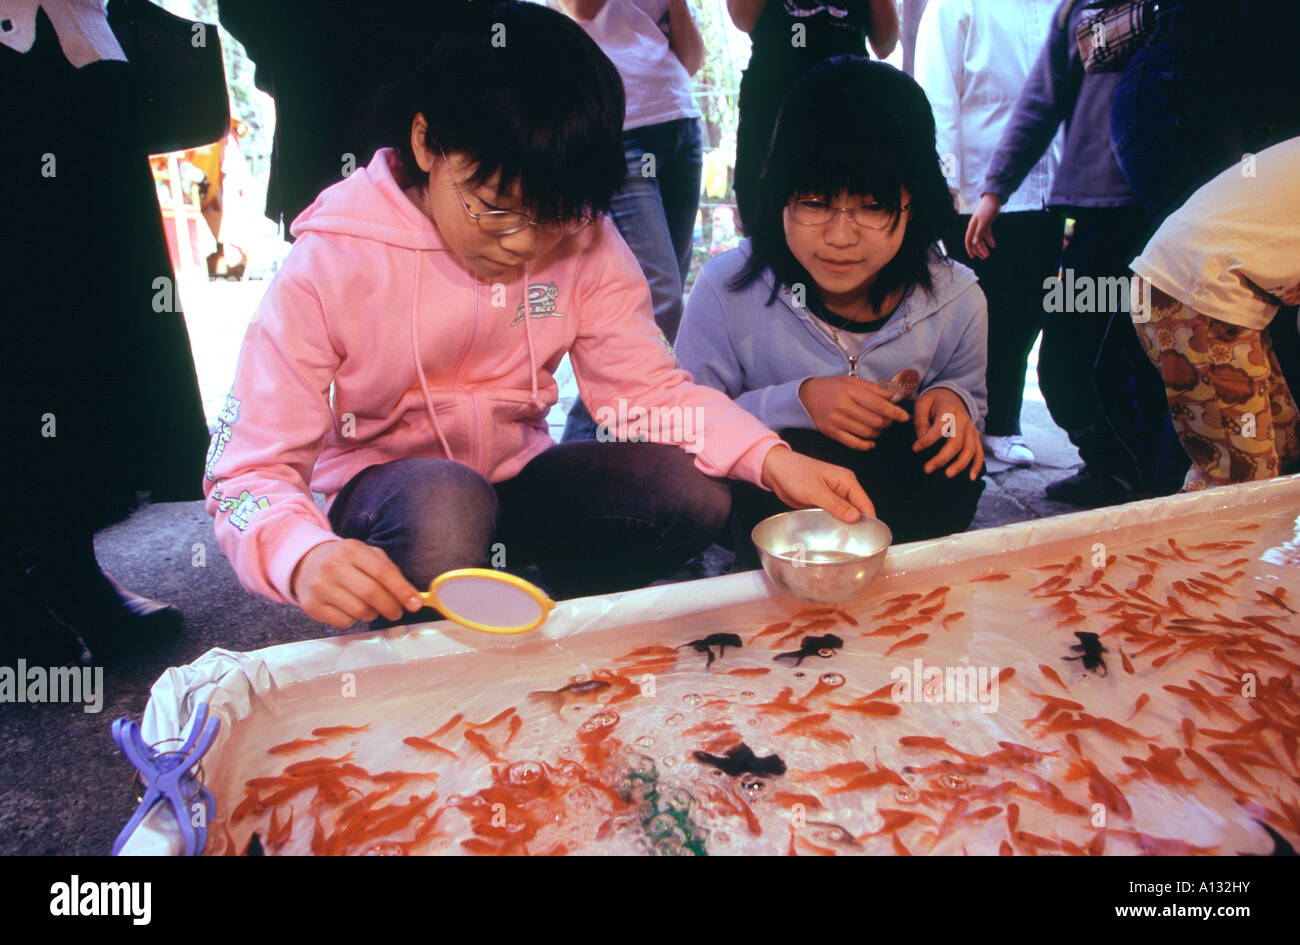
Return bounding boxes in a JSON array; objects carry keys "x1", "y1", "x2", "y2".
[{"x1": 677, "y1": 243, "x2": 989, "y2": 433}]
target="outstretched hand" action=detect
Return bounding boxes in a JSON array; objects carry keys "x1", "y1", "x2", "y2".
[
  {"x1": 291, "y1": 539, "x2": 424, "y2": 628},
  {"x1": 760, "y1": 444, "x2": 876, "y2": 522}
]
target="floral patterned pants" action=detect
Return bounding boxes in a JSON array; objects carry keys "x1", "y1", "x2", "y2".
[{"x1": 1132, "y1": 278, "x2": 1300, "y2": 491}]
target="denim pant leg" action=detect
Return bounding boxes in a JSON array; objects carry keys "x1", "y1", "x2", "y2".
[
  {"x1": 496, "y1": 440, "x2": 730, "y2": 599},
  {"x1": 562, "y1": 121, "x2": 699, "y2": 444},
  {"x1": 327, "y1": 457, "x2": 499, "y2": 591},
  {"x1": 656, "y1": 118, "x2": 704, "y2": 288},
  {"x1": 1110, "y1": 5, "x2": 1243, "y2": 223}
]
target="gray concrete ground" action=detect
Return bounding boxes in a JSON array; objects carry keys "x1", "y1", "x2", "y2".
[{"x1": 0, "y1": 277, "x2": 1089, "y2": 855}]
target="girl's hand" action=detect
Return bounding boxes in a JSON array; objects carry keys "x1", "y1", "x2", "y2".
[
  {"x1": 761, "y1": 445, "x2": 876, "y2": 523},
  {"x1": 290, "y1": 539, "x2": 424, "y2": 628},
  {"x1": 912, "y1": 388, "x2": 983, "y2": 480},
  {"x1": 799, "y1": 376, "x2": 911, "y2": 450},
  {"x1": 965, "y1": 194, "x2": 1003, "y2": 259}
]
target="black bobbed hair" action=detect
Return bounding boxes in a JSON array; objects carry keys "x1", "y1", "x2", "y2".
[
  {"x1": 373, "y1": 1, "x2": 626, "y2": 221},
  {"x1": 732, "y1": 56, "x2": 957, "y2": 312}
]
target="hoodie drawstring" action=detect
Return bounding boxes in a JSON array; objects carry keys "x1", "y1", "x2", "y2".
[
  {"x1": 410, "y1": 258, "x2": 455, "y2": 462},
  {"x1": 520, "y1": 262, "x2": 543, "y2": 412},
  {"x1": 410, "y1": 259, "x2": 547, "y2": 466}
]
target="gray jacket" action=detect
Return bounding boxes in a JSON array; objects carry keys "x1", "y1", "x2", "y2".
[{"x1": 982, "y1": 0, "x2": 1136, "y2": 209}]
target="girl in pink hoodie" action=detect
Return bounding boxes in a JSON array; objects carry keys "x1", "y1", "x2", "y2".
[{"x1": 205, "y1": 2, "x2": 872, "y2": 628}]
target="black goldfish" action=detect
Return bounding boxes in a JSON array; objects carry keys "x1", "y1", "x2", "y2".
[
  {"x1": 679, "y1": 633, "x2": 743, "y2": 668},
  {"x1": 774, "y1": 633, "x2": 844, "y2": 666},
  {"x1": 1063, "y1": 631, "x2": 1107, "y2": 675},
  {"x1": 693, "y1": 743, "x2": 787, "y2": 777}
]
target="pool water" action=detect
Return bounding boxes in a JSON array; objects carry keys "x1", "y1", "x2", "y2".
[{"x1": 202, "y1": 501, "x2": 1300, "y2": 856}]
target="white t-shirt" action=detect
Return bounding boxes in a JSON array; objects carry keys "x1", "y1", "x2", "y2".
[
  {"x1": 1132, "y1": 136, "x2": 1300, "y2": 331},
  {"x1": 577, "y1": 0, "x2": 700, "y2": 131}
]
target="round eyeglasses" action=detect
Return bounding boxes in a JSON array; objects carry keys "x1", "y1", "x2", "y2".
[
  {"x1": 788, "y1": 198, "x2": 910, "y2": 231},
  {"x1": 439, "y1": 147, "x2": 593, "y2": 237}
]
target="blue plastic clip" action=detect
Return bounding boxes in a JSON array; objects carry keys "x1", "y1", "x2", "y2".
[{"x1": 111, "y1": 702, "x2": 220, "y2": 856}]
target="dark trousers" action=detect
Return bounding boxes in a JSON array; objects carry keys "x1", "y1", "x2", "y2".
[
  {"x1": 946, "y1": 211, "x2": 1061, "y2": 436},
  {"x1": 327, "y1": 442, "x2": 730, "y2": 600},
  {"x1": 1111, "y1": 1, "x2": 1300, "y2": 225},
  {"x1": 728, "y1": 424, "x2": 985, "y2": 570},
  {"x1": 1038, "y1": 206, "x2": 1182, "y2": 491}
]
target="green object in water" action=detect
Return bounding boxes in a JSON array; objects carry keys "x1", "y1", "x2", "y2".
[{"x1": 621, "y1": 755, "x2": 708, "y2": 857}]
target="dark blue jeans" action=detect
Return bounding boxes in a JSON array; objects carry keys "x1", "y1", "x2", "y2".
[
  {"x1": 1111, "y1": 2, "x2": 1256, "y2": 223},
  {"x1": 563, "y1": 117, "x2": 704, "y2": 442},
  {"x1": 326, "y1": 441, "x2": 730, "y2": 602}
]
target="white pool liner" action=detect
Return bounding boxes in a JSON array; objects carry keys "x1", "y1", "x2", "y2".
[{"x1": 119, "y1": 474, "x2": 1300, "y2": 855}]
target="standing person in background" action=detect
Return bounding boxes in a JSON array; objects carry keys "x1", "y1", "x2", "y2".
[
  {"x1": 916, "y1": 0, "x2": 1061, "y2": 468},
  {"x1": 728, "y1": 0, "x2": 899, "y2": 236},
  {"x1": 1130, "y1": 137, "x2": 1300, "y2": 491},
  {"x1": 1111, "y1": 0, "x2": 1300, "y2": 226},
  {"x1": 1, "y1": 0, "x2": 210, "y2": 664},
  {"x1": 965, "y1": 0, "x2": 1176, "y2": 508},
  {"x1": 218, "y1": 0, "x2": 472, "y2": 234},
  {"x1": 555, "y1": 0, "x2": 707, "y2": 441}
]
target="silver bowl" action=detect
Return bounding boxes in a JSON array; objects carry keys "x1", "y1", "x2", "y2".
[{"x1": 752, "y1": 509, "x2": 892, "y2": 603}]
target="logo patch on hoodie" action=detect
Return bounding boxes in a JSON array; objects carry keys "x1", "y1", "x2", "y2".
[{"x1": 511, "y1": 282, "x2": 566, "y2": 325}]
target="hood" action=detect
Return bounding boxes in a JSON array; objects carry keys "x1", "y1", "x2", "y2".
[
  {"x1": 289, "y1": 148, "x2": 448, "y2": 251},
  {"x1": 287, "y1": 148, "x2": 545, "y2": 466},
  {"x1": 752, "y1": 243, "x2": 979, "y2": 331}
]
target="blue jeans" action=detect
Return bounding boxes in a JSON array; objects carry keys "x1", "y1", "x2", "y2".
[
  {"x1": 326, "y1": 441, "x2": 730, "y2": 607},
  {"x1": 563, "y1": 117, "x2": 704, "y2": 442},
  {"x1": 1110, "y1": 3, "x2": 1248, "y2": 224}
]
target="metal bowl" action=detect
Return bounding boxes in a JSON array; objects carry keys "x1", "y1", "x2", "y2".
[{"x1": 751, "y1": 509, "x2": 892, "y2": 603}]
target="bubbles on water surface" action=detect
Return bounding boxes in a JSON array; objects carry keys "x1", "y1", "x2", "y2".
[
  {"x1": 817, "y1": 648, "x2": 836, "y2": 659},
  {"x1": 938, "y1": 773, "x2": 970, "y2": 793},
  {"x1": 661, "y1": 755, "x2": 677, "y2": 769},
  {"x1": 894, "y1": 787, "x2": 919, "y2": 804},
  {"x1": 793, "y1": 672, "x2": 806, "y2": 679},
  {"x1": 634, "y1": 735, "x2": 655, "y2": 749},
  {"x1": 661, "y1": 788, "x2": 694, "y2": 815},
  {"x1": 665, "y1": 713, "x2": 685, "y2": 726},
  {"x1": 362, "y1": 841, "x2": 406, "y2": 856},
  {"x1": 819, "y1": 672, "x2": 845, "y2": 687},
  {"x1": 506, "y1": 761, "x2": 545, "y2": 786},
  {"x1": 681, "y1": 693, "x2": 703, "y2": 708},
  {"x1": 812, "y1": 824, "x2": 855, "y2": 845},
  {"x1": 740, "y1": 690, "x2": 757, "y2": 701},
  {"x1": 738, "y1": 775, "x2": 769, "y2": 801},
  {"x1": 580, "y1": 710, "x2": 620, "y2": 734}
]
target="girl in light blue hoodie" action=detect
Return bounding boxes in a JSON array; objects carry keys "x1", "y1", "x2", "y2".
[{"x1": 677, "y1": 56, "x2": 988, "y2": 565}]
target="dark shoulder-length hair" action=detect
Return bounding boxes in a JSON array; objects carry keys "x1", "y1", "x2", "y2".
[
  {"x1": 731, "y1": 56, "x2": 957, "y2": 311},
  {"x1": 371, "y1": 1, "x2": 626, "y2": 221}
]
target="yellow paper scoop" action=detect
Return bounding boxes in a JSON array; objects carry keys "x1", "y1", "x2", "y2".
[{"x1": 419, "y1": 568, "x2": 555, "y2": 634}]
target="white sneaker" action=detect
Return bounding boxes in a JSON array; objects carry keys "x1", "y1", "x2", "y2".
[{"x1": 982, "y1": 434, "x2": 1035, "y2": 466}]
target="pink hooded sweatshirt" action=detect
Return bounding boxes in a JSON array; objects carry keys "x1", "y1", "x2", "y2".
[{"x1": 204, "y1": 148, "x2": 783, "y2": 604}]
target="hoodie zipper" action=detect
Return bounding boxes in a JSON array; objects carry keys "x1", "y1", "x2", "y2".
[{"x1": 810, "y1": 318, "x2": 868, "y2": 377}]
